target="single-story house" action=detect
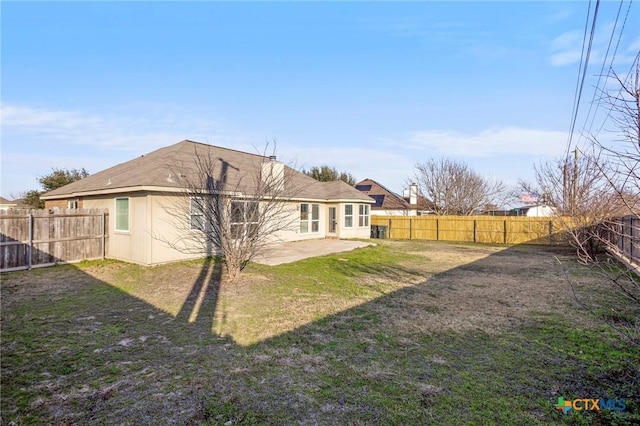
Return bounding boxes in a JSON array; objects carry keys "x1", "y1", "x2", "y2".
[
  {"x1": 355, "y1": 179, "x2": 434, "y2": 216},
  {"x1": 41, "y1": 140, "x2": 374, "y2": 265},
  {"x1": 0, "y1": 197, "x2": 18, "y2": 211}
]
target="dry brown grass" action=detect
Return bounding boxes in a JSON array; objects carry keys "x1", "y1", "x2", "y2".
[
  {"x1": 3, "y1": 241, "x2": 636, "y2": 425},
  {"x1": 382, "y1": 241, "x2": 584, "y2": 336}
]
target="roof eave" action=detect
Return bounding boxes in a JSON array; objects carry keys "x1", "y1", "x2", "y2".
[
  {"x1": 41, "y1": 186, "x2": 376, "y2": 204},
  {"x1": 40, "y1": 185, "x2": 187, "y2": 200}
]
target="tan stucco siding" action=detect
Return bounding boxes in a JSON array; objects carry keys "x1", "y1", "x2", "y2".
[
  {"x1": 271, "y1": 202, "x2": 328, "y2": 243},
  {"x1": 80, "y1": 193, "x2": 152, "y2": 265},
  {"x1": 148, "y1": 194, "x2": 211, "y2": 264},
  {"x1": 336, "y1": 203, "x2": 371, "y2": 239},
  {"x1": 66, "y1": 193, "x2": 370, "y2": 265}
]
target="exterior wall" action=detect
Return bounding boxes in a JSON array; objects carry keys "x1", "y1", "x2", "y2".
[
  {"x1": 44, "y1": 199, "x2": 84, "y2": 210},
  {"x1": 271, "y1": 202, "x2": 327, "y2": 243},
  {"x1": 525, "y1": 205, "x2": 557, "y2": 217},
  {"x1": 51, "y1": 193, "x2": 371, "y2": 265},
  {"x1": 336, "y1": 202, "x2": 372, "y2": 239},
  {"x1": 148, "y1": 194, "x2": 215, "y2": 264},
  {"x1": 81, "y1": 193, "x2": 153, "y2": 265},
  {"x1": 268, "y1": 201, "x2": 372, "y2": 241}
]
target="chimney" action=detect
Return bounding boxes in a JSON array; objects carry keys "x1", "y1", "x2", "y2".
[
  {"x1": 409, "y1": 183, "x2": 418, "y2": 205},
  {"x1": 262, "y1": 157, "x2": 284, "y2": 191}
]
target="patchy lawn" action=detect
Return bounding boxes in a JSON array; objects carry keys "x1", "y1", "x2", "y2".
[{"x1": 1, "y1": 241, "x2": 638, "y2": 425}]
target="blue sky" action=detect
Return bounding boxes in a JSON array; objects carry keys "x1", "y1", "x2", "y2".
[{"x1": 2, "y1": 1, "x2": 639, "y2": 203}]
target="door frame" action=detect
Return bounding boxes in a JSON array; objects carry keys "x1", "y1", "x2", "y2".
[{"x1": 327, "y1": 205, "x2": 338, "y2": 237}]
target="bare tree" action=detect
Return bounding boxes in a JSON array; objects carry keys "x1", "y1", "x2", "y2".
[
  {"x1": 411, "y1": 158, "x2": 508, "y2": 215},
  {"x1": 523, "y1": 148, "x2": 624, "y2": 261},
  {"x1": 532, "y1": 62, "x2": 640, "y2": 346},
  {"x1": 160, "y1": 143, "x2": 300, "y2": 284}
]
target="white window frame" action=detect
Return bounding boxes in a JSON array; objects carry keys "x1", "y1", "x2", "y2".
[
  {"x1": 311, "y1": 204, "x2": 320, "y2": 232},
  {"x1": 115, "y1": 197, "x2": 130, "y2": 233},
  {"x1": 344, "y1": 204, "x2": 353, "y2": 228},
  {"x1": 300, "y1": 203, "x2": 320, "y2": 233},
  {"x1": 67, "y1": 199, "x2": 79, "y2": 209},
  {"x1": 359, "y1": 204, "x2": 370, "y2": 227},
  {"x1": 190, "y1": 196, "x2": 205, "y2": 231},
  {"x1": 230, "y1": 200, "x2": 259, "y2": 240}
]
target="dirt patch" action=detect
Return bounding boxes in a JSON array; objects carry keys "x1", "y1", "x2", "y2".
[{"x1": 370, "y1": 242, "x2": 584, "y2": 335}]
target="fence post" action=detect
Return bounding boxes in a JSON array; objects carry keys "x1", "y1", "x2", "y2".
[
  {"x1": 549, "y1": 220, "x2": 554, "y2": 246},
  {"x1": 388, "y1": 218, "x2": 392, "y2": 239},
  {"x1": 620, "y1": 216, "x2": 627, "y2": 253},
  {"x1": 473, "y1": 219, "x2": 477, "y2": 243},
  {"x1": 409, "y1": 218, "x2": 413, "y2": 240},
  {"x1": 503, "y1": 220, "x2": 507, "y2": 244},
  {"x1": 101, "y1": 211, "x2": 106, "y2": 260},
  {"x1": 630, "y1": 216, "x2": 634, "y2": 260},
  {"x1": 436, "y1": 218, "x2": 439, "y2": 241},
  {"x1": 28, "y1": 213, "x2": 33, "y2": 270}
]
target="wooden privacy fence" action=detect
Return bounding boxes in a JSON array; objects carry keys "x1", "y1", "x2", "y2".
[
  {"x1": 0, "y1": 209, "x2": 108, "y2": 272},
  {"x1": 371, "y1": 215, "x2": 570, "y2": 245},
  {"x1": 609, "y1": 215, "x2": 639, "y2": 266}
]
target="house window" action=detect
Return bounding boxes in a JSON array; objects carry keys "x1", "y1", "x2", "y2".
[
  {"x1": 300, "y1": 203, "x2": 309, "y2": 233},
  {"x1": 67, "y1": 199, "x2": 79, "y2": 209},
  {"x1": 190, "y1": 197, "x2": 205, "y2": 231},
  {"x1": 230, "y1": 200, "x2": 259, "y2": 239},
  {"x1": 300, "y1": 203, "x2": 320, "y2": 233},
  {"x1": 115, "y1": 197, "x2": 129, "y2": 232},
  {"x1": 359, "y1": 204, "x2": 370, "y2": 227},
  {"x1": 344, "y1": 204, "x2": 353, "y2": 228},
  {"x1": 312, "y1": 204, "x2": 319, "y2": 232}
]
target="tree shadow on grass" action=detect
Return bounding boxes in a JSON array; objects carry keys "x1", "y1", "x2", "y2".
[
  {"x1": 175, "y1": 257, "x2": 223, "y2": 337},
  {"x1": 1, "y1": 243, "x2": 639, "y2": 425}
]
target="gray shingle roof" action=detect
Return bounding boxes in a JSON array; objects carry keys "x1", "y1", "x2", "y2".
[
  {"x1": 42, "y1": 140, "x2": 373, "y2": 203},
  {"x1": 355, "y1": 178, "x2": 410, "y2": 210},
  {"x1": 355, "y1": 178, "x2": 434, "y2": 211}
]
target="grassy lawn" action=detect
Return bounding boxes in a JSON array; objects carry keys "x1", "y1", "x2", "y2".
[{"x1": 1, "y1": 240, "x2": 638, "y2": 425}]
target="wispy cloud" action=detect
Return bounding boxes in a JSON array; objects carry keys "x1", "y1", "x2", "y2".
[
  {"x1": 399, "y1": 127, "x2": 568, "y2": 158},
  {"x1": 0, "y1": 104, "x2": 232, "y2": 152},
  {"x1": 548, "y1": 22, "x2": 640, "y2": 67},
  {"x1": 548, "y1": 30, "x2": 583, "y2": 66},
  {"x1": 0, "y1": 104, "x2": 246, "y2": 196}
]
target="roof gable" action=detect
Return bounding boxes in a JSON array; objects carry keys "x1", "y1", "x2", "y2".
[{"x1": 355, "y1": 179, "x2": 410, "y2": 210}]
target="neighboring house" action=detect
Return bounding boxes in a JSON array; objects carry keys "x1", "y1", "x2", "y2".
[
  {"x1": 41, "y1": 140, "x2": 374, "y2": 265},
  {"x1": 0, "y1": 197, "x2": 17, "y2": 211},
  {"x1": 355, "y1": 179, "x2": 434, "y2": 216},
  {"x1": 512, "y1": 204, "x2": 557, "y2": 217}
]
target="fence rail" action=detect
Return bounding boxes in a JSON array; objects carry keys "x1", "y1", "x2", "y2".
[
  {"x1": 0, "y1": 209, "x2": 108, "y2": 272},
  {"x1": 371, "y1": 215, "x2": 570, "y2": 245}
]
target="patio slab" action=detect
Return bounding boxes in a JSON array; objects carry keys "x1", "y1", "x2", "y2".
[{"x1": 253, "y1": 239, "x2": 373, "y2": 266}]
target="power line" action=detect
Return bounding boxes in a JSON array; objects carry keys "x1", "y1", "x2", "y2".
[
  {"x1": 590, "y1": 0, "x2": 635, "y2": 139},
  {"x1": 565, "y1": 0, "x2": 601, "y2": 158},
  {"x1": 580, "y1": 0, "x2": 626, "y2": 145}
]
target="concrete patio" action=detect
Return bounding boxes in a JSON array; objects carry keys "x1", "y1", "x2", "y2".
[{"x1": 253, "y1": 239, "x2": 373, "y2": 266}]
